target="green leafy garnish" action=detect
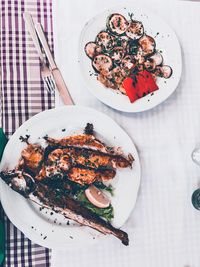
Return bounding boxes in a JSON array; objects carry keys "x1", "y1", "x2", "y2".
[{"x1": 76, "y1": 190, "x2": 114, "y2": 222}]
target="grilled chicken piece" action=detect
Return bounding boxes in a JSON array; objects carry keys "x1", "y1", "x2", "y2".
[
  {"x1": 18, "y1": 144, "x2": 44, "y2": 174},
  {"x1": 34, "y1": 183, "x2": 129, "y2": 245},
  {"x1": 63, "y1": 147, "x2": 133, "y2": 169},
  {"x1": 44, "y1": 123, "x2": 126, "y2": 157},
  {"x1": 45, "y1": 134, "x2": 112, "y2": 154},
  {"x1": 35, "y1": 149, "x2": 72, "y2": 181},
  {"x1": 68, "y1": 167, "x2": 116, "y2": 185}
]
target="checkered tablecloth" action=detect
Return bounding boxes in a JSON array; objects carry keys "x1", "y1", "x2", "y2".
[{"x1": 0, "y1": 0, "x2": 54, "y2": 266}]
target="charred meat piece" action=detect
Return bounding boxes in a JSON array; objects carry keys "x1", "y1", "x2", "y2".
[
  {"x1": 84, "y1": 123, "x2": 94, "y2": 135},
  {"x1": 18, "y1": 144, "x2": 44, "y2": 174},
  {"x1": 33, "y1": 183, "x2": 129, "y2": 245},
  {"x1": 44, "y1": 134, "x2": 110, "y2": 154},
  {"x1": 68, "y1": 167, "x2": 116, "y2": 185},
  {"x1": 62, "y1": 147, "x2": 133, "y2": 170},
  {"x1": 36, "y1": 149, "x2": 72, "y2": 181}
]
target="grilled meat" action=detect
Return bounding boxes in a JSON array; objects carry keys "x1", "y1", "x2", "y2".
[
  {"x1": 33, "y1": 183, "x2": 129, "y2": 245},
  {"x1": 44, "y1": 134, "x2": 109, "y2": 153},
  {"x1": 0, "y1": 123, "x2": 133, "y2": 245},
  {"x1": 48, "y1": 147, "x2": 133, "y2": 170},
  {"x1": 0, "y1": 171, "x2": 129, "y2": 245},
  {"x1": 68, "y1": 167, "x2": 116, "y2": 185},
  {"x1": 18, "y1": 144, "x2": 44, "y2": 175}
]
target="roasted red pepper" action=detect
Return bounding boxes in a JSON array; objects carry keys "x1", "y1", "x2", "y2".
[
  {"x1": 122, "y1": 70, "x2": 159, "y2": 103},
  {"x1": 122, "y1": 77, "x2": 138, "y2": 103}
]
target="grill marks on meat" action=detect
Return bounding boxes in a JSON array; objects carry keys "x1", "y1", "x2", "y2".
[
  {"x1": 17, "y1": 127, "x2": 133, "y2": 184},
  {"x1": 61, "y1": 147, "x2": 131, "y2": 169},
  {"x1": 68, "y1": 167, "x2": 116, "y2": 185},
  {"x1": 1, "y1": 124, "x2": 133, "y2": 245},
  {"x1": 18, "y1": 144, "x2": 44, "y2": 175},
  {"x1": 44, "y1": 134, "x2": 109, "y2": 153},
  {"x1": 35, "y1": 146, "x2": 130, "y2": 184},
  {"x1": 33, "y1": 183, "x2": 129, "y2": 245}
]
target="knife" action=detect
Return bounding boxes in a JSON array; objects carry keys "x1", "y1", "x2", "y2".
[{"x1": 35, "y1": 23, "x2": 74, "y2": 105}]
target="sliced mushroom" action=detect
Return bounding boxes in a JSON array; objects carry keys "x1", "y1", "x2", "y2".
[
  {"x1": 107, "y1": 13, "x2": 128, "y2": 35},
  {"x1": 85, "y1": 42, "x2": 102, "y2": 59},
  {"x1": 138, "y1": 35, "x2": 156, "y2": 56},
  {"x1": 126, "y1": 20, "x2": 144, "y2": 40},
  {"x1": 92, "y1": 54, "x2": 113, "y2": 74},
  {"x1": 149, "y1": 52, "x2": 163, "y2": 66}
]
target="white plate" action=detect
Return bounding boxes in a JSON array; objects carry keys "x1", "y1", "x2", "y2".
[
  {"x1": 0, "y1": 106, "x2": 141, "y2": 249},
  {"x1": 79, "y1": 5, "x2": 182, "y2": 112}
]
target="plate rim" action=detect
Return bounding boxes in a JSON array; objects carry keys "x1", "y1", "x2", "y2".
[
  {"x1": 0, "y1": 105, "x2": 141, "y2": 249},
  {"x1": 78, "y1": 4, "x2": 182, "y2": 113}
]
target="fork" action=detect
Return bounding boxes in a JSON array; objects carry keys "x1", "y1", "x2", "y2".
[{"x1": 23, "y1": 13, "x2": 56, "y2": 93}]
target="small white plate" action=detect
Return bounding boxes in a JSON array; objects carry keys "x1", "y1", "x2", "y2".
[
  {"x1": 79, "y1": 5, "x2": 182, "y2": 112},
  {"x1": 0, "y1": 106, "x2": 141, "y2": 249}
]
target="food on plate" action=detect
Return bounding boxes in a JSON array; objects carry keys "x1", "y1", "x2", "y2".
[
  {"x1": 0, "y1": 123, "x2": 134, "y2": 245},
  {"x1": 84, "y1": 12, "x2": 173, "y2": 103},
  {"x1": 85, "y1": 185, "x2": 111, "y2": 208}
]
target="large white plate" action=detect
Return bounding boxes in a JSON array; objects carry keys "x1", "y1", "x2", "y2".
[
  {"x1": 0, "y1": 106, "x2": 141, "y2": 249},
  {"x1": 79, "y1": 5, "x2": 182, "y2": 112}
]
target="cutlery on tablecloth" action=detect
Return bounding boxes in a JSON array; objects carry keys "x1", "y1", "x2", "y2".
[
  {"x1": 23, "y1": 13, "x2": 56, "y2": 93},
  {"x1": 0, "y1": 128, "x2": 8, "y2": 265},
  {"x1": 35, "y1": 23, "x2": 74, "y2": 105}
]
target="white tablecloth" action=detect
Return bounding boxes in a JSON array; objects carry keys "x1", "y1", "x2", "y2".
[{"x1": 51, "y1": 0, "x2": 200, "y2": 266}]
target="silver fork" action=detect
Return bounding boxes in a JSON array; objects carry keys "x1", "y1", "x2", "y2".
[
  {"x1": 23, "y1": 12, "x2": 56, "y2": 93},
  {"x1": 40, "y1": 63, "x2": 56, "y2": 93}
]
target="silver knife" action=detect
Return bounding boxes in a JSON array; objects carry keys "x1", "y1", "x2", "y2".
[{"x1": 35, "y1": 23, "x2": 74, "y2": 105}]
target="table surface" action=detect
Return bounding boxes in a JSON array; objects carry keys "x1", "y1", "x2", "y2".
[{"x1": 51, "y1": 0, "x2": 200, "y2": 266}]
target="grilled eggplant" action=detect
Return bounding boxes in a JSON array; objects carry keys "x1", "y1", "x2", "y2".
[{"x1": 107, "y1": 14, "x2": 128, "y2": 35}]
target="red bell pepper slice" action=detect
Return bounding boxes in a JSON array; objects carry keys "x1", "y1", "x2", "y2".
[
  {"x1": 122, "y1": 77, "x2": 138, "y2": 103},
  {"x1": 122, "y1": 70, "x2": 159, "y2": 103}
]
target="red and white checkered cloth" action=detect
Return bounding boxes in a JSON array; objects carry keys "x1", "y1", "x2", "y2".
[{"x1": 0, "y1": 0, "x2": 54, "y2": 265}]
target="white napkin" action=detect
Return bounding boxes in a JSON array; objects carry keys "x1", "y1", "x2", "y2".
[{"x1": 52, "y1": 0, "x2": 200, "y2": 266}]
